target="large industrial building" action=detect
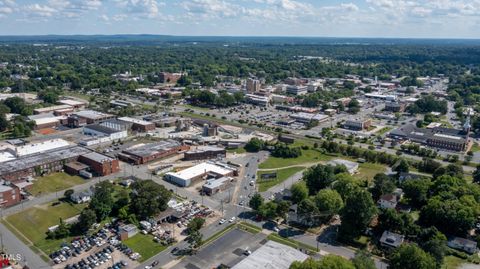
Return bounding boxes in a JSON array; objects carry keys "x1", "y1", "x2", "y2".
[
  {"x1": 68, "y1": 110, "x2": 115, "y2": 127},
  {"x1": 165, "y1": 162, "x2": 238, "y2": 187},
  {"x1": 184, "y1": 146, "x2": 226, "y2": 161},
  {"x1": 119, "y1": 140, "x2": 189, "y2": 164},
  {"x1": 78, "y1": 152, "x2": 120, "y2": 176},
  {"x1": 389, "y1": 123, "x2": 471, "y2": 152},
  {"x1": 118, "y1": 117, "x2": 156, "y2": 132}
]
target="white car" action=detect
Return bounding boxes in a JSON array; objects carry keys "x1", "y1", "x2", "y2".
[
  {"x1": 219, "y1": 218, "x2": 226, "y2": 224},
  {"x1": 273, "y1": 227, "x2": 280, "y2": 232},
  {"x1": 229, "y1": 217, "x2": 236, "y2": 223},
  {"x1": 145, "y1": 266, "x2": 152, "y2": 269}
]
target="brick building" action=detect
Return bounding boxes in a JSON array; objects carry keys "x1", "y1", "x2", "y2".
[
  {"x1": 78, "y1": 152, "x2": 120, "y2": 176},
  {"x1": 119, "y1": 140, "x2": 189, "y2": 165}
]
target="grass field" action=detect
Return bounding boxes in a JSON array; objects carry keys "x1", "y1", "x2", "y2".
[
  {"x1": 257, "y1": 167, "x2": 306, "y2": 192},
  {"x1": 30, "y1": 172, "x2": 86, "y2": 196},
  {"x1": 258, "y1": 149, "x2": 332, "y2": 169},
  {"x1": 356, "y1": 162, "x2": 387, "y2": 182},
  {"x1": 5, "y1": 201, "x2": 87, "y2": 255},
  {"x1": 376, "y1": 126, "x2": 393, "y2": 135},
  {"x1": 442, "y1": 256, "x2": 465, "y2": 269},
  {"x1": 123, "y1": 233, "x2": 169, "y2": 262},
  {"x1": 237, "y1": 222, "x2": 262, "y2": 234},
  {"x1": 471, "y1": 143, "x2": 480, "y2": 153},
  {"x1": 227, "y1": 147, "x2": 246, "y2": 154}
]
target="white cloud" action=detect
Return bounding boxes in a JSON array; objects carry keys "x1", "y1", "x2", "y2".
[{"x1": 116, "y1": 0, "x2": 163, "y2": 18}]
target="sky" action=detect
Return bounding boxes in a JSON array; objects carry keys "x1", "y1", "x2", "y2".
[{"x1": 0, "y1": 0, "x2": 479, "y2": 38}]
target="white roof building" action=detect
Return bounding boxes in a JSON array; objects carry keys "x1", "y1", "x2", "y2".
[
  {"x1": 165, "y1": 162, "x2": 235, "y2": 187},
  {"x1": 232, "y1": 240, "x2": 308, "y2": 269},
  {"x1": 14, "y1": 139, "x2": 70, "y2": 157}
]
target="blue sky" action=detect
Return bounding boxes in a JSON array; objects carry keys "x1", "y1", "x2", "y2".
[{"x1": 0, "y1": 0, "x2": 479, "y2": 38}]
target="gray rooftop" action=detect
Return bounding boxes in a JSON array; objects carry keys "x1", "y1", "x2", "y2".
[
  {"x1": 84, "y1": 124, "x2": 122, "y2": 135},
  {"x1": 123, "y1": 140, "x2": 181, "y2": 158},
  {"x1": 81, "y1": 152, "x2": 115, "y2": 163},
  {"x1": 232, "y1": 240, "x2": 308, "y2": 269},
  {"x1": 380, "y1": 231, "x2": 405, "y2": 248},
  {"x1": 0, "y1": 146, "x2": 91, "y2": 176}
]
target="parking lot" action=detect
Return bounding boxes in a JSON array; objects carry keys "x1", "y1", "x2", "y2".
[
  {"x1": 51, "y1": 224, "x2": 145, "y2": 269},
  {"x1": 172, "y1": 228, "x2": 267, "y2": 269}
]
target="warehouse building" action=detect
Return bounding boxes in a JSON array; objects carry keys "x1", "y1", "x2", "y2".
[
  {"x1": 58, "y1": 99, "x2": 87, "y2": 109},
  {"x1": 119, "y1": 140, "x2": 189, "y2": 165},
  {"x1": 33, "y1": 105, "x2": 73, "y2": 115},
  {"x1": 165, "y1": 162, "x2": 237, "y2": 187},
  {"x1": 78, "y1": 152, "x2": 120, "y2": 176},
  {"x1": 83, "y1": 124, "x2": 128, "y2": 141},
  {"x1": 118, "y1": 117, "x2": 156, "y2": 132},
  {"x1": 184, "y1": 146, "x2": 226, "y2": 161},
  {"x1": 389, "y1": 123, "x2": 471, "y2": 152},
  {"x1": 343, "y1": 119, "x2": 372, "y2": 131},
  {"x1": 0, "y1": 183, "x2": 21, "y2": 207},
  {"x1": 68, "y1": 110, "x2": 115, "y2": 127},
  {"x1": 0, "y1": 145, "x2": 91, "y2": 181},
  {"x1": 289, "y1": 112, "x2": 329, "y2": 124},
  {"x1": 202, "y1": 177, "x2": 233, "y2": 195}
]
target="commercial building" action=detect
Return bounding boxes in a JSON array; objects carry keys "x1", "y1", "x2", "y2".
[
  {"x1": 78, "y1": 152, "x2": 120, "y2": 176},
  {"x1": 202, "y1": 177, "x2": 232, "y2": 195},
  {"x1": 246, "y1": 78, "x2": 261, "y2": 93},
  {"x1": 33, "y1": 105, "x2": 73, "y2": 115},
  {"x1": 68, "y1": 110, "x2": 115, "y2": 127},
  {"x1": 184, "y1": 146, "x2": 226, "y2": 161},
  {"x1": 365, "y1": 93, "x2": 397, "y2": 102},
  {"x1": 245, "y1": 93, "x2": 269, "y2": 107},
  {"x1": 289, "y1": 112, "x2": 329, "y2": 124},
  {"x1": 118, "y1": 117, "x2": 156, "y2": 132},
  {"x1": 286, "y1": 85, "x2": 308, "y2": 96},
  {"x1": 119, "y1": 140, "x2": 189, "y2": 165},
  {"x1": 165, "y1": 162, "x2": 237, "y2": 187},
  {"x1": 232, "y1": 241, "x2": 308, "y2": 269},
  {"x1": 343, "y1": 119, "x2": 372, "y2": 131},
  {"x1": 58, "y1": 99, "x2": 87, "y2": 109},
  {"x1": 31, "y1": 116, "x2": 65, "y2": 130},
  {"x1": 82, "y1": 124, "x2": 128, "y2": 145},
  {"x1": 384, "y1": 102, "x2": 406, "y2": 112},
  {"x1": 389, "y1": 124, "x2": 471, "y2": 152}
]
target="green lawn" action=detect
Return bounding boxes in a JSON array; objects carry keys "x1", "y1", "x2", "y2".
[
  {"x1": 356, "y1": 162, "x2": 387, "y2": 182},
  {"x1": 227, "y1": 147, "x2": 246, "y2": 154},
  {"x1": 376, "y1": 126, "x2": 393, "y2": 135},
  {"x1": 5, "y1": 201, "x2": 86, "y2": 255},
  {"x1": 471, "y1": 143, "x2": 480, "y2": 153},
  {"x1": 442, "y1": 256, "x2": 465, "y2": 269},
  {"x1": 257, "y1": 167, "x2": 306, "y2": 192},
  {"x1": 237, "y1": 222, "x2": 262, "y2": 234},
  {"x1": 123, "y1": 233, "x2": 169, "y2": 262},
  {"x1": 258, "y1": 149, "x2": 332, "y2": 169},
  {"x1": 30, "y1": 172, "x2": 87, "y2": 196}
]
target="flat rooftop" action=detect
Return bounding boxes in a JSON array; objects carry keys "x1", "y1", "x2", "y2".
[
  {"x1": 166, "y1": 162, "x2": 233, "y2": 181},
  {"x1": 231, "y1": 240, "x2": 308, "y2": 269},
  {"x1": 118, "y1": 116, "x2": 154, "y2": 126},
  {"x1": 58, "y1": 99, "x2": 87, "y2": 106},
  {"x1": 74, "y1": 110, "x2": 113, "y2": 120},
  {"x1": 34, "y1": 105, "x2": 72, "y2": 113},
  {"x1": 0, "y1": 146, "x2": 91, "y2": 176},
  {"x1": 81, "y1": 152, "x2": 115, "y2": 163},
  {"x1": 123, "y1": 140, "x2": 181, "y2": 158}
]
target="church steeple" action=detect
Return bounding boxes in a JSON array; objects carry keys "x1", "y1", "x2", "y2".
[{"x1": 463, "y1": 114, "x2": 472, "y2": 134}]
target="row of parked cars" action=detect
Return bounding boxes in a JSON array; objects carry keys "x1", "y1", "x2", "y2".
[
  {"x1": 113, "y1": 241, "x2": 141, "y2": 261},
  {"x1": 52, "y1": 229, "x2": 110, "y2": 264},
  {"x1": 63, "y1": 246, "x2": 123, "y2": 269}
]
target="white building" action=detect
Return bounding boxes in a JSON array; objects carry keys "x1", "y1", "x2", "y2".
[
  {"x1": 165, "y1": 162, "x2": 236, "y2": 187},
  {"x1": 81, "y1": 124, "x2": 128, "y2": 146},
  {"x1": 327, "y1": 159, "x2": 359, "y2": 174},
  {"x1": 290, "y1": 113, "x2": 329, "y2": 124},
  {"x1": 15, "y1": 139, "x2": 71, "y2": 157}
]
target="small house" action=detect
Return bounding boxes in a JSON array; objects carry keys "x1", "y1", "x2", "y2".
[
  {"x1": 380, "y1": 231, "x2": 404, "y2": 249},
  {"x1": 448, "y1": 237, "x2": 478, "y2": 254},
  {"x1": 377, "y1": 194, "x2": 398, "y2": 209}
]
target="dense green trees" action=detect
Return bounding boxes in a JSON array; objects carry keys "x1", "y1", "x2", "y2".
[
  {"x1": 129, "y1": 180, "x2": 172, "y2": 220},
  {"x1": 338, "y1": 189, "x2": 377, "y2": 242},
  {"x1": 271, "y1": 143, "x2": 302, "y2": 158},
  {"x1": 290, "y1": 256, "x2": 355, "y2": 269},
  {"x1": 370, "y1": 173, "x2": 396, "y2": 200},
  {"x1": 303, "y1": 164, "x2": 346, "y2": 195},
  {"x1": 389, "y1": 244, "x2": 436, "y2": 269},
  {"x1": 89, "y1": 182, "x2": 115, "y2": 221},
  {"x1": 245, "y1": 138, "x2": 265, "y2": 152},
  {"x1": 291, "y1": 181, "x2": 309, "y2": 204},
  {"x1": 407, "y1": 96, "x2": 448, "y2": 115}
]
